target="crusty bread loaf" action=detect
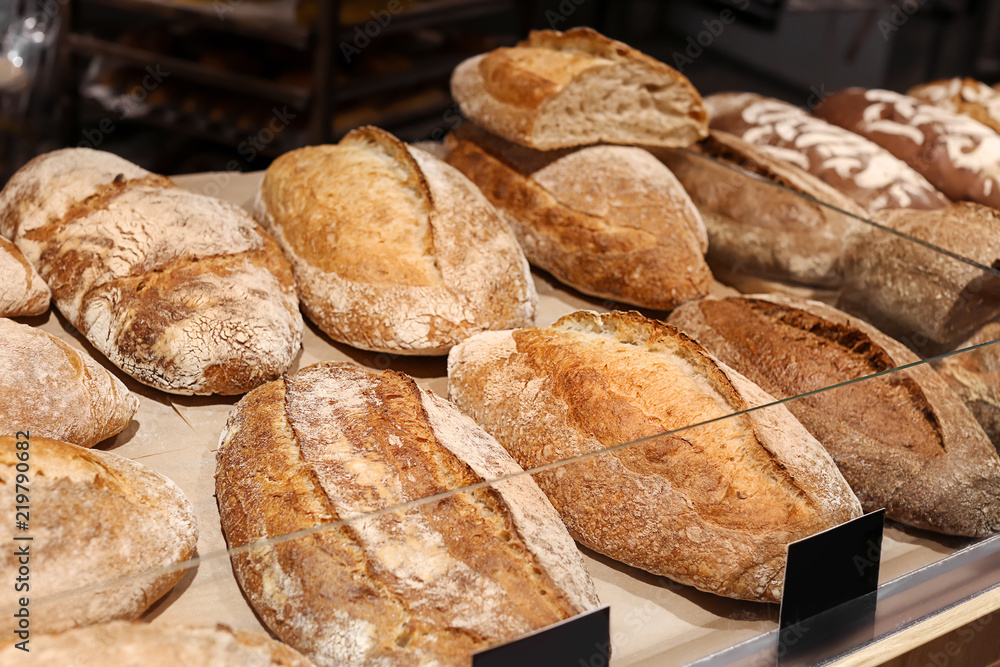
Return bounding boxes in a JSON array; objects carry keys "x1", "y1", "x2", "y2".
[
  {"x1": 668, "y1": 294, "x2": 1000, "y2": 536},
  {"x1": 838, "y1": 202, "x2": 1000, "y2": 350},
  {"x1": 443, "y1": 123, "x2": 712, "y2": 310},
  {"x1": 0, "y1": 148, "x2": 303, "y2": 395},
  {"x1": 216, "y1": 361, "x2": 599, "y2": 667},
  {"x1": 908, "y1": 77, "x2": 1000, "y2": 134},
  {"x1": 254, "y1": 126, "x2": 536, "y2": 355},
  {"x1": 654, "y1": 130, "x2": 868, "y2": 288},
  {"x1": 0, "y1": 318, "x2": 137, "y2": 447},
  {"x1": 447, "y1": 310, "x2": 862, "y2": 602},
  {"x1": 0, "y1": 236, "x2": 49, "y2": 316},
  {"x1": 814, "y1": 88, "x2": 1000, "y2": 210},
  {"x1": 0, "y1": 622, "x2": 314, "y2": 666},
  {"x1": 0, "y1": 436, "x2": 198, "y2": 635},
  {"x1": 706, "y1": 92, "x2": 950, "y2": 214},
  {"x1": 933, "y1": 323, "x2": 1000, "y2": 448},
  {"x1": 451, "y1": 27, "x2": 708, "y2": 150}
]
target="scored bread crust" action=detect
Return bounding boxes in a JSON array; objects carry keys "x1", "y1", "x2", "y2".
[
  {"x1": 0, "y1": 622, "x2": 314, "y2": 666},
  {"x1": 705, "y1": 92, "x2": 950, "y2": 214},
  {"x1": 451, "y1": 27, "x2": 708, "y2": 150},
  {"x1": 669, "y1": 293, "x2": 1000, "y2": 536},
  {"x1": 0, "y1": 236, "x2": 49, "y2": 316},
  {"x1": 215, "y1": 361, "x2": 598, "y2": 667},
  {"x1": 255, "y1": 126, "x2": 537, "y2": 355},
  {"x1": 0, "y1": 436, "x2": 198, "y2": 635},
  {"x1": 444, "y1": 123, "x2": 712, "y2": 310},
  {"x1": 447, "y1": 311, "x2": 862, "y2": 602},
  {"x1": 908, "y1": 77, "x2": 1000, "y2": 135},
  {"x1": 0, "y1": 148, "x2": 304, "y2": 395},
  {"x1": 0, "y1": 318, "x2": 137, "y2": 447},
  {"x1": 933, "y1": 323, "x2": 1000, "y2": 449},
  {"x1": 653, "y1": 130, "x2": 869, "y2": 288}
]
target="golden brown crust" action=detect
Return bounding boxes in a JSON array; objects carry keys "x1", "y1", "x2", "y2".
[
  {"x1": 669, "y1": 294, "x2": 1000, "y2": 536},
  {"x1": 447, "y1": 311, "x2": 862, "y2": 602},
  {"x1": 0, "y1": 236, "x2": 49, "y2": 316},
  {"x1": 908, "y1": 77, "x2": 1000, "y2": 134}
]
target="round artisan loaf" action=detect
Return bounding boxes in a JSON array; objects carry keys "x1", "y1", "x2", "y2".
[
  {"x1": 216, "y1": 361, "x2": 599, "y2": 666},
  {"x1": 0, "y1": 318, "x2": 137, "y2": 448},
  {"x1": 0, "y1": 148, "x2": 303, "y2": 395},
  {"x1": 254, "y1": 126, "x2": 537, "y2": 355},
  {"x1": 0, "y1": 236, "x2": 49, "y2": 316},
  {"x1": 0, "y1": 435, "x2": 198, "y2": 635},
  {"x1": 0, "y1": 622, "x2": 314, "y2": 666}
]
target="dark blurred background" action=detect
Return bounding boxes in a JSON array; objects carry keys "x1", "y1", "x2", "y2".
[{"x1": 1, "y1": 0, "x2": 997, "y2": 184}]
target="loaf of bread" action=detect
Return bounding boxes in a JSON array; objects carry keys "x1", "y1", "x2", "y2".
[
  {"x1": 814, "y1": 88, "x2": 1000, "y2": 210},
  {"x1": 838, "y1": 202, "x2": 1000, "y2": 349},
  {"x1": 908, "y1": 77, "x2": 1000, "y2": 134},
  {"x1": 654, "y1": 130, "x2": 868, "y2": 288},
  {"x1": 0, "y1": 622, "x2": 314, "y2": 666},
  {"x1": 254, "y1": 126, "x2": 536, "y2": 355},
  {"x1": 451, "y1": 27, "x2": 708, "y2": 150},
  {"x1": 0, "y1": 148, "x2": 303, "y2": 395},
  {"x1": 668, "y1": 294, "x2": 1000, "y2": 536},
  {"x1": 0, "y1": 318, "x2": 137, "y2": 447},
  {"x1": 447, "y1": 310, "x2": 862, "y2": 602},
  {"x1": 933, "y1": 323, "x2": 1000, "y2": 448},
  {"x1": 0, "y1": 435, "x2": 198, "y2": 635},
  {"x1": 0, "y1": 236, "x2": 49, "y2": 316},
  {"x1": 706, "y1": 92, "x2": 950, "y2": 214},
  {"x1": 216, "y1": 361, "x2": 599, "y2": 666},
  {"x1": 443, "y1": 123, "x2": 712, "y2": 310}
]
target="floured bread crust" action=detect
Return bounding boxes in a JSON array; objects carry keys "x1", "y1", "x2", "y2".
[
  {"x1": 0, "y1": 436, "x2": 198, "y2": 634},
  {"x1": 0, "y1": 318, "x2": 137, "y2": 447},
  {"x1": 447, "y1": 311, "x2": 862, "y2": 602},
  {"x1": 669, "y1": 294, "x2": 1000, "y2": 536},
  {"x1": 451, "y1": 27, "x2": 708, "y2": 150},
  {"x1": 0, "y1": 236, "x2": 49, "y2": 316},
  {"x1": 444, "y1": 123, "x2": 712, "y2": 310},
  {"x1": 255, "y1": 126, "x2": 537, "y2": 355},
  {"x1": 216, "y1": 361, "x2": 598, "y2": 667},
  {"x1": 0, "y1": 148, "x2": 303, "y2": 395},
  {"x1": 933, "y1": 323, "x2": 1000, "y2": 449},
  {"x1": 909, "y1": 77, "x2": 1000, "y2": 135}
]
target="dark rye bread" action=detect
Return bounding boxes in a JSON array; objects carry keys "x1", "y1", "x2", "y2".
[
  {"x1": 0, "y1": 148, "x2": 303, "y2": 395},
  {"x1": 668, "y1": 294, "x2": 1000, "y2": 536},
  {"x1": 447, "y1": 311, "x2": 862, "y2": 602},
  {"x1": 215, "y1": 362, "x2": 598, "y2": 667},
  {"x1": 933, "y1": 322, "x2": 1000, "y2": 449},
  {"x1": 706, "y1": 92, "x2": 950, "y2": 214},
  {"x1": 443, "y1": 122, "x2": 712, "y2": 310},
  {"x1": 653, "y1": 130, "x2": 868, "y2": 288}
]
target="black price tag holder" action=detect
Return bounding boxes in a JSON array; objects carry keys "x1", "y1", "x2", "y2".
[{"x1": 472, "y1": 604, "x2": 611, "y2": 667}]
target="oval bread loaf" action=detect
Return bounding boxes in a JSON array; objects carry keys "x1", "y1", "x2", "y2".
[
  {"x1": 0, "y1": 236, "x2": 49, "y2": 316},
  {"x1": 447, "y1": 310, "x2": 862, "y2": 602},
  {"x1": 669, "y1": 294, "x2": 1000, "y2": 536},
  {"x1": 0, "y1": 318, "x2": 137, "y2": 448},
  {"x1": 254, "y1": 126, "x2": 537, "y2": 355},
  {"x1": 0, "y1": 148, "x2": 303, "y2": 395},
  {"x1": 0, "y1": 435, "x2": 198, "y2": 635},
  {"x1": 216, "y1": 361, "x2": 599, "y2": 667}
]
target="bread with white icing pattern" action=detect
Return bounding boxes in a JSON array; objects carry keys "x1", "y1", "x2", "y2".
[
  {"x1": 215, "y1": 361, "x2": 598, "y2": 667},
  {"x1": 0, "y1": 236, "x2": 49, "y2": 316},
  {"x1": 908, "y1": 77, "x2": 1000, "y2": 135}
]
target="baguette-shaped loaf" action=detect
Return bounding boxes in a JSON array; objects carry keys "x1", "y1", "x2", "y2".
[
  {"x1": 0, "y1": 148, "x2": 303, "y2": 395},
  {"x1": 669, "y1": 294, "x2": 1000, "y2": 536},
  {"x1": 444, "y1": 123, "x2": 712, "y2": 310},
  {"x1": 0, "y1": 622, "x2": 314, "y2": 666},
  {"x1": 447, "y1": 311, "x2": 862, "y2": 602},
  {"x1": 654, "y1": 130, "x2": 868, "y2": 287},
  {"x1": 908, "y1": 77, "x2": 1000, "y2": 135},
  {"x1": 255, "y1": 126, "x2": 536, "y2": 355},
  {"x1": 451, "y1": 27, "x2": 708, "y2": 150},
  {"x1": 0, "y1": 436, "x2": 198, "y2": 635},
  {"x1": 0, "y1": 236, "x2": 49, "y2": 316},
  {"x1": 216, "y1": 361, "x2": 599, "y2": 667},
  {"x1": 933, "y1": 323, "x2": 1000, "y2": 448},
  {"x1": 838, "y1": 202, "x2": 1000, "y2": 349},
  {"x1": 0, "y1": 318, "x2": 137, "y2": 447},
  {"x1": 814, "y1": 88, "x2": 1000, "y2": 209},
  {"x1": 706, "y1": 92, "x2": 950, "y2": 214}
]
